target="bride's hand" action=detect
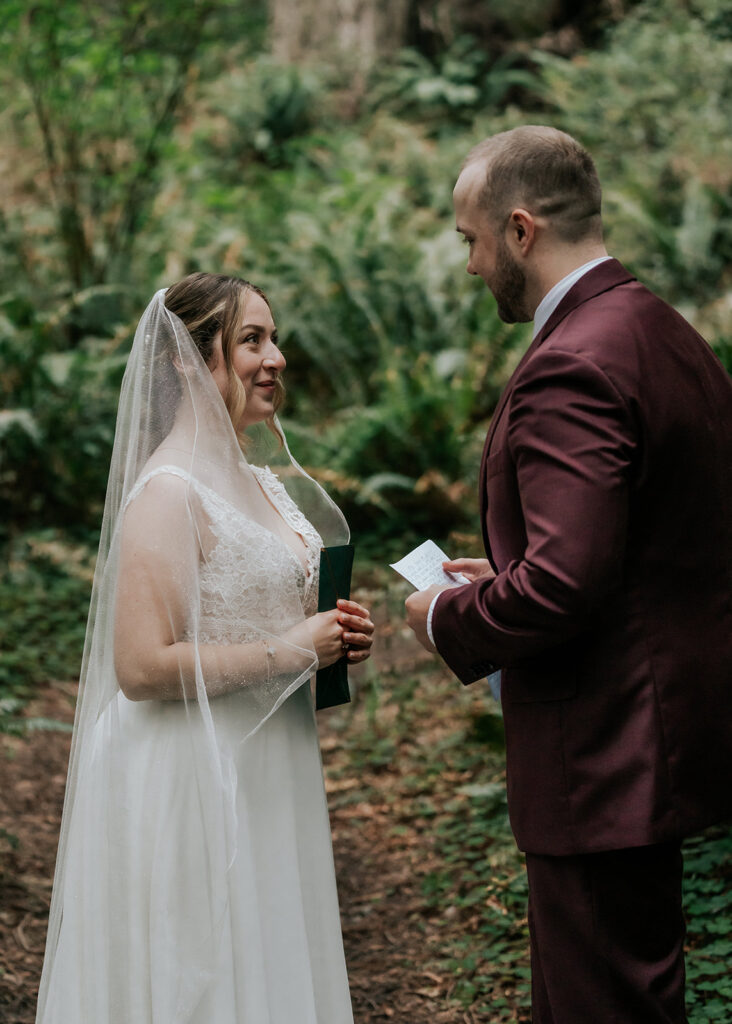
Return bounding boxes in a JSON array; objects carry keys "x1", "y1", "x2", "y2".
[
  {"x1": 292, "y1": 610, "x2": 348, "y2": 669},
  {"x1": 443, "y1": 558, "x2": 496, "y2": 582},
  {"x1": 336, "y1": 598, "x2": 374, "y2": 665},
  {"x1": 288, "y1": 599, "x2": 375, "y2": 670}
]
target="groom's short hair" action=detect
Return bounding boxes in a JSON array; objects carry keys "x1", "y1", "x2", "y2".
[{"x1": 465, "y1": 126, "x2": 603, "y2": 244}]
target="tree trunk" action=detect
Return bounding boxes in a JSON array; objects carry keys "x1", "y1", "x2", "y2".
[
  {"x1": 270, "y1": 0, "x2": 630, "y2": 66},
  {"x1": 270, "y1": 0, "x2": 411, "y2": 65}
]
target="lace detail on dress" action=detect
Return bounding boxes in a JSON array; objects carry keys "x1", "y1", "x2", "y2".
[
  {"x1": 251, "y1": 465, "x2": 323, "y2": 595},
  {"x1": 124, "y1": 465, "x2": 322, "y2": 646}
]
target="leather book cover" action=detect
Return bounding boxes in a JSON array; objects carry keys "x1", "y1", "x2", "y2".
[{"x1": 315, "y1": 544, "x2": 354, "y2": 710}]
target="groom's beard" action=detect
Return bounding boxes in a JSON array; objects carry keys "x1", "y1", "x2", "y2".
[{"x1": 492, "y1": 238, "x2": 531, "y2": 324}]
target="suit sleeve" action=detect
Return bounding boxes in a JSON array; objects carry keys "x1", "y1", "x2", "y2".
[{"x1": 433, "y1": 348, "x2": 637, "y2": 684}]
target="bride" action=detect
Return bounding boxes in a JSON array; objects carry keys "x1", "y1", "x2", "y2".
[{"x1": 36, "y1": 273, "x2": 374, "y2": 1024}]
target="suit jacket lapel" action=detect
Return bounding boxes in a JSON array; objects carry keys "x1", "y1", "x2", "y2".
[
  {"x1": 478, "y1": 259, "x2": 636, "y2": 561},
  {"x1": 483, "y1": 259, "x2": 635, "y2": 459},
  {"x1": 478, "y1": 328, "x2": 545, "y2": 565},
  {"x1": 482, "y1": 329, "x2": 543, "y2": 458}
]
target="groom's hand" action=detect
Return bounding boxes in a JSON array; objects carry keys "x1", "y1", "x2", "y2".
[
  {"x1": 405, "y1": 584, "x2": 447, "y2": 653},
  {"x1": 443, "y1": 558, "x2": 496, "y2": 582}
]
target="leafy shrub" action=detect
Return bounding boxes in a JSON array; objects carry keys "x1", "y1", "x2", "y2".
[
  {"x1": 199, "y1": 56, "x2": 328, "y2": 174},
  {"x1": 536, "y1": 0, "x2": 732, "y2": 305},
  {"x1": 0, "y1": 294, "x2": 127, "y2": 533},
  {"x1": 0, "y1": 0, "x2": 268, "y2": 298},
  {"x1": 369, "y1": 36, "x2": 541, "y2": 131},
  {"x1": 0, "y1": 531, "x2": 93, "y2": 732},
  {"x1": 683, "y1": 824, "x2": 732, "y2": 1022}
]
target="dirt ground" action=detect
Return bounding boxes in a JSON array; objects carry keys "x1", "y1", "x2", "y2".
[
  {"x1": 1, "y1": 681, "x2": 75, "y2": 1024},
  {"x1": 0, "y1": 623, "x2": 498, "y2": 1024}
]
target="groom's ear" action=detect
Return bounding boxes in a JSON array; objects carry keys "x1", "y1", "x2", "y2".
[{"x1": 506, "y1": 208, "x2": 537, "y2": 257}]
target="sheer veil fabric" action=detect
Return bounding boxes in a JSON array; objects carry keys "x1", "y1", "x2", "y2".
[{"x1": 37, "y1": 291, "x2": 352, "y2": 1023}]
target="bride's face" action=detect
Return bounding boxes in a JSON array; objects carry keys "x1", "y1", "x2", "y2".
[{"x1": 209, "y1": 291, "x2": 286, "y2": 428}]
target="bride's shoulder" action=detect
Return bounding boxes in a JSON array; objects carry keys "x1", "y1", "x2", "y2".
[{"x1": 124, "y1": 457, "x2": 197, "y2": 522}]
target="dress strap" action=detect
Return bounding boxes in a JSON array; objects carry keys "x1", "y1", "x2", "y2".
[{"x1": 122, "y1": 465, "x2": 196, "y2": 513}]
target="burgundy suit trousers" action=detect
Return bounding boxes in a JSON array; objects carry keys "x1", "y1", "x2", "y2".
[{"x1": 526, "y1": 842, "x2": 687, "y2": 1024}]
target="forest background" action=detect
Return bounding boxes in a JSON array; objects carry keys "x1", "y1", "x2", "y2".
[{"x1": 1, "y1": 0, "x2": 732, "y2": 1021}]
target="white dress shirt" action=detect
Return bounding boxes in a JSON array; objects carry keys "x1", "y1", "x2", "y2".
[{"x1": 425, "y1": 256, "x2": 611, "y2": 651}]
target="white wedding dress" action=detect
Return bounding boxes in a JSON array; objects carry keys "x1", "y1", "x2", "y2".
[{"x1": 39, "y1": 464, "x2": 354, "y2": 1024}]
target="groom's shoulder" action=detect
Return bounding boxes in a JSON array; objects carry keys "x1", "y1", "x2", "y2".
[
  {"x1": 514, "y1": 275, "x2": 728, "y2": 415},
  {"x1": 562, "y1": 271, "x2": 681, "y2": 336},
  {"x1": 543, "y1": 271, "x2": 706, "y2": 371}
]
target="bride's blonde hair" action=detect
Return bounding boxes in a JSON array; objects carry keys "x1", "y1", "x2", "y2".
[{"x1": 164, "y1": 272, "x2": 285, "y2": 442}]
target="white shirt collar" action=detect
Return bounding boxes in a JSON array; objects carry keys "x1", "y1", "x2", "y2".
[{"x1": 532, "y1": 256, "x2": 612, "y2": 339}]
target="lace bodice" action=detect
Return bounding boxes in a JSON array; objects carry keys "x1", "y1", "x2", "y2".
[{"x1": 124, "y1": 464, "x2": 322, "y2": 644}]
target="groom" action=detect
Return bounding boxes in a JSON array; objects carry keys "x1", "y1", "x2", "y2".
[{"x1": 405, "y1": 126, "x2": 732, "y2": 1023}]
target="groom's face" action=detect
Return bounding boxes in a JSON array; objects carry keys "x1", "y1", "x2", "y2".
[{"x1": 454, "y1": 164, "x2": 529, "y2": 324}]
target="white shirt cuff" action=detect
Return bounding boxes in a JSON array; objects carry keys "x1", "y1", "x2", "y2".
[{"x1": 426, "y1": 593, "x2": 441, "y2": 647}]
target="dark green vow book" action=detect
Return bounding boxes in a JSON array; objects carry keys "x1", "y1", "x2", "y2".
[{"x1": 316, "y1": 544, "x2": 355, "y2": 710}]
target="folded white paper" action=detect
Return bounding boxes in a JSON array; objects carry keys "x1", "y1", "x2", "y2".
[{"x1": 390, "y1": 539, "x2": 470, "y2": 591}]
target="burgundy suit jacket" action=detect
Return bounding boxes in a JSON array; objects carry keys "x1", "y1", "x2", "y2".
[{"x1": 433, "y1": 259, "x2": 732, "y2": 856}]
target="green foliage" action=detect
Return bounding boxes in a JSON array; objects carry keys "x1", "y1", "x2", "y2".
[
  {"x1": 0, "y1": 294, "x2": 127, "y2": 530},
  {"x1": 684, "y1": 825, "x2": 732, "y2": 1022},
  {"x1": 0, "y1": 0, "x2": 267, "y2": 298},
  {"x1": 369, "y1": 37, "x2": 541, "y2": 130},
  {"x1": 201, "y1": 57, "x2": 327, "y2": 172},
  {"x1": 0, "y1": 531, "x2": 92, "y2": 732},
  {"x1": 0, "y1": 826, "x2": 20, "y2": 851},
  {"x1": 536, "y1": 0, "x2": 732, "y2": 305}
]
